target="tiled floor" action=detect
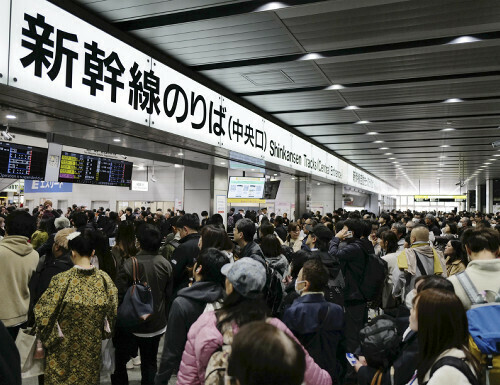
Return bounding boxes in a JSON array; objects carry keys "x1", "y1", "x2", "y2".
[{"x1": 23, "y1": 336, "x2": 177, "y2": 385}]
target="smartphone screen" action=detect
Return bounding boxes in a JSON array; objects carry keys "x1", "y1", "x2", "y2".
[{"x1": 346, "y1": 353, "x2": 357, "y2": 366}]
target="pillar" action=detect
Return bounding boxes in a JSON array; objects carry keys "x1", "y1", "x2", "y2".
[
  {"x1": 486, "y1": 179, "x2": 493, "y2": 214},
  {"x1": 475, "y1": 184, "x2": 481, "y2": 213},
  {"x1": 368, "y1": 193, "x2": 380, "y2": 214},
  {"x1": 183, "y1": 165, "x2": 211, "y2": 216},
  {"x1": 466, "y1": 190, "x2": 474, "y2": 211},
  {"x1": 333, "y1": 183, "x2": 343, "y2": 212},
  {"x1": 211, "y1": 166, "x2": 229, "y2": 226},
  {"x1": 294, "y1": 176, "x2": 310, "y2": 221}
]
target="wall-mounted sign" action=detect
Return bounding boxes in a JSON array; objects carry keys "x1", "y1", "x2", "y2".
[
  {"x1": 6, "y1": 0, "x2": 395, "y2": 195},
  {"x1": 25, "y1": 180, "x2": 72, "y2": 193},
  {"x1": 0, "y1": 0, "x2": 9, "y2": 85},
  {"x1": 2, "y1": 182, "x2": 24, "y2": 193},
  {"x1": 131, "y1": 180, "x2": 148, "y2": 192},
  {"x1": 414, "y1": 195, "x2": 466, "y2": 202}
]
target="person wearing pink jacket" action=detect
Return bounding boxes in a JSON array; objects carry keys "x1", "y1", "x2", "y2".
[{"x1": 176, "y1": 257, "x2": 332, "y2": 385}]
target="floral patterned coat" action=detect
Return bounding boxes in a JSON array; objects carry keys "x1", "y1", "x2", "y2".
[{"x1": 34, "y1": 266, "x2": 118, "y2": 385}]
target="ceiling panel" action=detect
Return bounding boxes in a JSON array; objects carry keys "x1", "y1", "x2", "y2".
[{"x1": 282, "y1": 0, "x2": 500, "y2": 52}]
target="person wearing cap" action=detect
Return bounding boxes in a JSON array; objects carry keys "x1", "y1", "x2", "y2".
[{"x1": 176, "y1": 258, "x2": 332, "y2": 385}]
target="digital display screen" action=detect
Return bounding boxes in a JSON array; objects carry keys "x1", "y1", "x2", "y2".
[
  {"x1": 263, "y1": 180, "x2": 281, "y2": 200},
  {"x1": 58, "y1": 151, "x2": 133, "y2": 187},
  {"x1": 0, "y1": 142, "x2": 47, "y2": 180},
  {"x1": 228, "y1": 177, "x2": 265, "y2": 199}
]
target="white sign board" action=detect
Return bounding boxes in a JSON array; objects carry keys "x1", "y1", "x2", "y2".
[
  {"x1": 0, "y1": 0, "x2": 9, "y2": 85},
  {"x1": 131, "y1": 180, "x2": 148, "y2": 192},
  {"x1": 6, "y1": 0, "x2": 396, "y2": 195},
  {"x1": 9, "y1": 0, "x2": 151, "y2": 125}
]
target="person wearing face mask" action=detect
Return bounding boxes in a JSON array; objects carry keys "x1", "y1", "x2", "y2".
[{"x1": 283, "y1": 258, "x2": 346, "y2": 384}]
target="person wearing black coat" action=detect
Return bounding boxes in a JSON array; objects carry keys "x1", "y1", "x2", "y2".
[
  {"x1": 170, "y1": 214, "x2": 201, "y2": 295},
  {"x1": 154, "y1": 248, "x2": 229, "y2": 385},
  {"x1": 0, "y1": 320, "x2": 21, "y2": 385},
  {"x1": 328, "y1": 219, "x2": 370, "y2": 355}
]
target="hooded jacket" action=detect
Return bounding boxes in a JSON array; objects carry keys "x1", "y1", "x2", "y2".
[
  {"x1": 155, "y1": 281, "x2": 224, "y2": 385},
  {"x1": 0, "y1": 236, "x2": 39, "y2": 327},
  {"x1": 176, "y1": 311, "x2": 332, "y2": 385}
]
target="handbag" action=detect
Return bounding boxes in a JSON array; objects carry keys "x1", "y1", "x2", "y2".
[
  {"x1": 117, "y1": 257, "x2": 154, "y2": 328},
  {"x1": 15, "y1": 327, "x2": 45, "y2": 378},
  {"x1": 100, "y1": 338, "x2": 115, "y2": 379}
]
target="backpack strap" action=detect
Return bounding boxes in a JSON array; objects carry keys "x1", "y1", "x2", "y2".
[
  {"x1": 456, "y1": 272, "x2": 484, "y2": 305},
  {"x1": 413, "y1": 251, "x2": 428, "y2": 276},
  {"x1": 370, "y1": 370, "x2": 383, "y2": 385},
  {"x1": 427, "y1": 356, "x2": 479, "y2": 385}
]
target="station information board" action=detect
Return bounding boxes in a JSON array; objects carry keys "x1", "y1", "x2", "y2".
[
  {"x1": 414, "y1": 195, "x2": 467, "y2": 202},
  {"x1": 58, "y1": 151, "x2": 133, "y2": 187},
  {"x1": 228, "y1": 177, "x2": 266, "y2": 199},
  {"x1": 0, "y1": 142, "x2": 47, "y2": 180}
]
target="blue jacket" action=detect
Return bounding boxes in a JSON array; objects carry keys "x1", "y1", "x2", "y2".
[{"x1": 283, "y1": 294, "x2": 346, "y2": 383}]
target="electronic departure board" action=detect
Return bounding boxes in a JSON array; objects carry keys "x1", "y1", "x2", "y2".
[
  {"x1": 0, "y1": 142, "x2": 47, "y2": 180},
  {"x1": 58, "y1": 152, "x2": 133, "y2": 187}
]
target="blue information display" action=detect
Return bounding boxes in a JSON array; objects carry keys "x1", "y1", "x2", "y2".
[{"x1": 0, "y1": 142, "x2": 47, "y2": 180}]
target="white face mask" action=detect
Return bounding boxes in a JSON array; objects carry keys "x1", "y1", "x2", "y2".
[
  {"x1": 458, "y1": 222, "x2": 463, "y2": 228},
  {"x1": 295, "y1": 280, "x2": 306, "y2": 295}
]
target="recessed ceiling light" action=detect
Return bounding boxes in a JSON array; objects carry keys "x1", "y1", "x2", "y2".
[
  {"x1": 484, "y1": 163, "x2": 492, "y2": 165},
  {"x1": 388, "y1": 157, "x2": 396, "y2": 160},
  {"x1": 5, "y1": 115, "x2": 16, "y2": 119},
  {"x1": 379, "y1": 147, "x2": 389, "y2": 150},
  {"x1": 374, "y1": 140, "x2": 384, "y2": 143},
  {"x1": 366, "y1": 131, "x2": 378, "y2": 135},
  {"x1": 137, "y1": 166, "x2": 145, "y2": 171},
  {"x1": 343, "y1": 106, "x2": 360, "y2": 110},
  {"x1": 494, "y1": 154, "x2": 500, "y2": 157},
  {"x1": 326, "y1": 84, "x2": 345, "y2": 90},
  {"x1": 174, "y1": 164, "x2": 182, "y2": 168},
  {"x1": 437, "y1": 169, "x2": 443, "y2": 172},
  {"x1": 299, "y1": 53, "x2": 325, "y2": 61},
  {"x1": 220, "y1": 162, "x2": 226, "y2": 165},
  {"x1": 489, "y1": 159, "x2": 497, "y2": 161},
  {"x1": 440, "y1": 145, "x2": 450, "y2": 148},
  {"x1": 384, "y1": 153, "x2": 393, "y2": 155},
  {"x1": 447, "y1": 36, "x2": 482, "y2": 44},
  {"x1": 443, "y1": 98, "x2": 463, "y2": 103},
  {"x1": 178, "y1": 152, "x2": 184, "y2": 156},
  {"x1": 356, "y1": 120, "x2": 370, "y2": 124},
  {"x1": 441, "y1": 128, "x2": 455, "y2": 131},
  {"x1": 251, "y1": 169, "x2": 255, "y2": 171},
  {"x1": 113, "y1": 138, "x2": 121, "y2": 142},
  {"x1": 439, "y1": 156, "x2": 447, "y2": 159},
  {"x1": 392, "y1": 161, "x2": 398, "y2": 164},
  {"x1": 273, "y1": 173, "x2": 278, "y2": 176},
  {"x1": 317, "y1": 182, "x2": 321, "y2": 185},
  {"x1": 291, "y1": 177, "x2": 295, "y2": 180}
]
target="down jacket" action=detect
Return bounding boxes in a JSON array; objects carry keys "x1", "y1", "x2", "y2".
[{"x1": 176, "y1": 311, "x2": 332, "y2": 385}]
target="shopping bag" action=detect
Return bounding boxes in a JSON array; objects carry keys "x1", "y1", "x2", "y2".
[
  {"x1": 15, "y1": 327, "x2": 45, "y2": 378},
  {"x1": 100, "y1": 338, "x2": 115, "y2": 378}
]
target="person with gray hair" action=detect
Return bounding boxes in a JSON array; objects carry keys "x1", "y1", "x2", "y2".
[
  {"x1": 425, "y1": 214, "x2": 441, "y2": 236},
  {"x1": 36, "y1": 216, "x2": 71, "y2": 260},
  {"x1": 391, "y1": 222, "x2": 407, "y2": 252}
]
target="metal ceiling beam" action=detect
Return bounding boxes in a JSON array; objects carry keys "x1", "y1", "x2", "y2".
[
  {"x1": 113, "y1": 0, "x2": 331, "y2": 31},
  {"x1": 192, "y1": 32, "x2": 500, "y2": 71}
]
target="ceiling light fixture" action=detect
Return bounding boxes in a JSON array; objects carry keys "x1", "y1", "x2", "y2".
[
  {"x1": 299, "y1": 53, "x2": 325, "y2": 61},
  {"x1": 366, "y1": 131, "x2": 378, "y2": 135},
  {"x1": 356, "y1": 120, "x2": 370, "y2": 124},
  {"x1": 384, "y1": 153, "x2": 393, "y2": 155},
  {"x1": 273, "y1": 173, "x2": 278, "y2": 176},
  {"x1": 441, "y1": 128, "x2": 455, "y2": 131},
  {"x1": 5, "y1": 115, "x2": 16, "y2": 119},
  {"x1": 374, "y1": 140, "x2": 384, "y2": 143},
  {"x1": 178, "y1": 152, "x2": 184, "y2": 156},
  {"x1": 326, "y1": 84, "x2": 345, "y2": 90},
  {"x1": 388, "y1": 157, "x2": 396, "y2": 160},
  {"x1": 443, "y1": 98, "x2": 464, "y2": 103},
  {"x1": 220, "y1": 162, "x2": 226, "y2": 165},
  {"x1": 440, "y1": 145, "x2": 450, "y2": 148},
  {"x1": 447, "y1": 36, "x2": 482, "y2": 44},
  {"x1": 343, "y1": 105, "x2": 360, "y2": 110},
  {"x1": 379, "y1": 147, "x2": 389, "y2": 150},
  {"x1": 113, "y1": 138, "x2": 121, "y2": 142},
  {"x1": 484, "y1": 163, "x2": 492, "y2": 165},
  {"x1": 255, "y1": 2, "x2": 289, "y2": 12}
]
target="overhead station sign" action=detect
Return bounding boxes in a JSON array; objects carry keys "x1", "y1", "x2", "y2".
[
  {"x1": 0, "y1": 0, "x2": 9, "y2": 85},
  {"x1": 6, "y1": 0, "x2": 395, "y2": 195},
  {"x1": 414, "y1": 195, "x2": 467, "y2": 202}
]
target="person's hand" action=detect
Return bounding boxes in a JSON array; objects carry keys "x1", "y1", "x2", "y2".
[{"x1": 336, "y1": 228, "x2": 348, "y2": 240}]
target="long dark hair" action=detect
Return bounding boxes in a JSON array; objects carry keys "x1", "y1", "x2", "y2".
[
  {"x1": 115, "y1": 221, "x2": 137, "y2": 258},
  {"x1": 215, "y1": 291, "x2": 268, "y2": 331},
  {"x1": 416, "y1": 289, "x2": 480, "y2": 384},
  {"x1": 446, "y1": 240, "x2": 468, "y2": 266},
  {"x1": 381, "y1": 231, "x2": 399, "y2": 254},
  {"x1": 201, "y1": 225, "x2": 233, "y2": 252}
]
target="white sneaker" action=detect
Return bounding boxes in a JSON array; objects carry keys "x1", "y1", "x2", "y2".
[
  {"x1": 126, "y1": 358, "x2": 134, "y2": 370},
  {"x1": 132, "y1": 356, "x2": 141, "y2": 366}
]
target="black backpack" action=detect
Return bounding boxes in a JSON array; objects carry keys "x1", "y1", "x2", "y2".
[
  {"x1": 359, "y1": 252, "x2": 388, "y2": 308},
  {"x1": 264, "y1": 265, "x2": 284, "y2": 317},
  {"x1": 359, "y1": 315, "x2": 401, "y2": 371},
  {"x1": 423, "y1": 356, "x2": 479, "y2": 385},
  {"x1": 311, "y1": 250, "x2": 345, "y2": 307}
]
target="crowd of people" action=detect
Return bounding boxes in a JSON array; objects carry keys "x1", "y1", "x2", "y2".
[{"x1": 0, "y1": 201, "x2": 499, "y2": 385}]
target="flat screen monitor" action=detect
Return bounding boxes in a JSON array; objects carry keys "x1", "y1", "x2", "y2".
[
  {"x1": 58, "y1": 151, "x2": 133, "y2": 187},
  {"x1": 228, "y1": 177, "x2": 265, "y2": 199},
  {"x1": 263, "y1": 180, "x2": 281, "y2": 200},
  {"x1": 0, "y1": 142, "x2": 47, "y2": 180}
]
